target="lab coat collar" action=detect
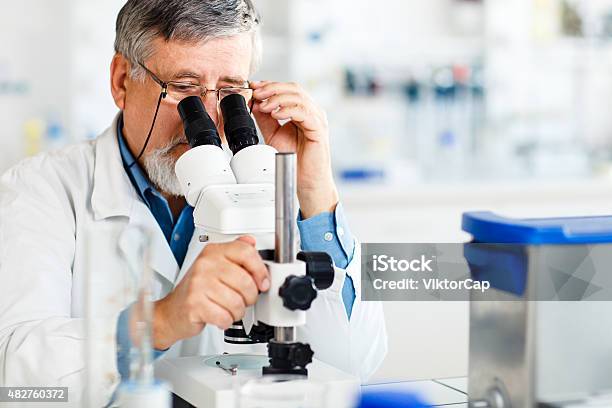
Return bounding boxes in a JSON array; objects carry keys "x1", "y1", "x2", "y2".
[{"x1": 91, "y1": 113, "x2": 138, "y2": 220}]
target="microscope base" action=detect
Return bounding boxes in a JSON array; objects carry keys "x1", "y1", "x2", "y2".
[{"x1": 155, "y1": 354, "x2": 359, "y2": 408}]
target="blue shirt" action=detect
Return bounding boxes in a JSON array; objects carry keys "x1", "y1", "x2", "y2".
[
  {"x1": 114, "y1": 114, "x2": 356, "y2": 380},
  {"x1": 117, "y1": 116, "x2": 194, "y2": 267}
]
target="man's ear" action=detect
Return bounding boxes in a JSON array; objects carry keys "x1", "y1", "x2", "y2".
[{"x1": 110, "y1": 53, "x2": 130, "y2": 110}]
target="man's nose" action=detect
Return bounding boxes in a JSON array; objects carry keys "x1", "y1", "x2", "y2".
[{"x1": 202, "y1": 94, "x2": 220, "y2": 127}]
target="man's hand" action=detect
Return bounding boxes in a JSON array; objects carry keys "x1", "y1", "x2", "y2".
[
  {"x1": 149, "y1": 236, "x2": 270, "y2": 350},
  {"x1": 251, "y1": 81, "x2": 339, "y2": 219}
]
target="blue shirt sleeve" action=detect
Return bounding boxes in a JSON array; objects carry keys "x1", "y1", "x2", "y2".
[
  {"x1": 116, "y1": 304, "x2": 167, "y2": 381},
  {"x1": 296, "y1": 202, "x2": 356, "y2": 319}
]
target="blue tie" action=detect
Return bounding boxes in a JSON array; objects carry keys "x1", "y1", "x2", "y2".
[{"x1": 342, "y1": 275, "x2": 356, "y2": 319}]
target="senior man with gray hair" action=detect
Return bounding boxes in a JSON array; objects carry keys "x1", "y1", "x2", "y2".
[{"x1": 0, "y1": 0, "x2": 387, "y2": 405}]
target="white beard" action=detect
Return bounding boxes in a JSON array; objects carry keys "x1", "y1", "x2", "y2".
[{"x1": 142, "y1": 142, "x2": 183, "y2": 197}]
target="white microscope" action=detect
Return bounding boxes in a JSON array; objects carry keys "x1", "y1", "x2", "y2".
[{"x1": 154, "y1": 95, "x2": 359, "y2": 407}]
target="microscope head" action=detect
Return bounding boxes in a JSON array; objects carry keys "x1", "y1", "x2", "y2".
[
  {"x1": 220, "y1": 93, "x2": 276, "y2": 185},
  {"x1": 174, "y1": 94, "x2": 277, "y2": 207},
  {"x1": 174, "y1": 96, "x2": 236, "y2": 206}
]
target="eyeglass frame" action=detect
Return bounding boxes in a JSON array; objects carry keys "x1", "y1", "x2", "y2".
[
  {"x1": 137, "y1": 62, "x2": 254, "y2": 108},
  {"x1": 127, "y1": 62, "x2": 256, "y2": 168}
]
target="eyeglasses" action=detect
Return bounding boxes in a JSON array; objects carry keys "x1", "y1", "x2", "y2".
[
  {"x1": 138, "y1": 62, "x2": 254, "y2": 105},
  {"x1": 127, "y1": 62, "x2": 255, "y2": 169}
]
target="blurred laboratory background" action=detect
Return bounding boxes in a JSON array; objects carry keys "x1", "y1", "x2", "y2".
[{"x1": 3, "y1": 0, "x2": 612, "y2": 386}]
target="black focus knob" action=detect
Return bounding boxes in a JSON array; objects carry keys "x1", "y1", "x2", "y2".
[
  {"x1": 289, "y1": 343, "x2": 314, "y2": 368},
  {"x1": 297, "y1": 251, "x2": 335, "y2": 290},
  {"x1": 279, "y1": 275, "x2": 317, "y2": 311},
  {"x1": 265, "y1": 341, "x2": 314, "y2": 373}
]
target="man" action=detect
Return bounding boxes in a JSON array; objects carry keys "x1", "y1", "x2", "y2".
[{"x1": 0, "y1": 0, "x2": 387, "y2": 405}]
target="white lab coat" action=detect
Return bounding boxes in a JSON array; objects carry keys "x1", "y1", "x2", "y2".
[{"x1": 0, "y1": 114, "x2": 387, "y2": 406}]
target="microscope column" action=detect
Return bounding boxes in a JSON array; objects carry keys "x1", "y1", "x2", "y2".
[
  {"x1": 274, "y1": 152, "x2": 297, "y2": 344},
  {"x1": 262, "y1": 152, "x2": 315, "y2": 376}
]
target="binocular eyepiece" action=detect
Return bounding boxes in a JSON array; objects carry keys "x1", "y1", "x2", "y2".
[
  {"x1": 177, "y1": 94, "x2": 259, "y2": 155},
  {"x1": 177, "y1": 96, "x2": 222, "y2": 149}
]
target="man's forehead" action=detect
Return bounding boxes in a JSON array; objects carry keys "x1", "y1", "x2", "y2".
[{"x1": 149, "y1": 35, "x2": 252, "y2": 83}]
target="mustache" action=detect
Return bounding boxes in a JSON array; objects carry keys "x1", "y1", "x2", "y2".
[{"x1": 155, "y1": 134, "x2": 189, "y2": 154}]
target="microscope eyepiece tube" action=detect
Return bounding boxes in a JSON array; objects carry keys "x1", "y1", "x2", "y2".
[
  {"x1": 275, "y1": 153, "x2": 297, "y2": 264},
  {"x1": 220, "y1": 93, "x2": 259, "y2": 155},
  {"x1": 177, "y1": 96, "x2": 222, "y2": 148}
]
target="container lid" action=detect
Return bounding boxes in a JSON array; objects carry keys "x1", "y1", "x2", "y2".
[{"x1": 462, "y1": 211, "x2": 612, "y2": 244}]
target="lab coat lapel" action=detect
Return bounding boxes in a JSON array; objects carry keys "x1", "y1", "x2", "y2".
[
  {"x1": 91, "y1": 115, "x2": 137, "y2": 220},
  {"x1": 92, "y1": 113, "x2": 179, "y2": 286},
  {"x1": 122, "y1": 200, "x2": 179, "y2": 285}
]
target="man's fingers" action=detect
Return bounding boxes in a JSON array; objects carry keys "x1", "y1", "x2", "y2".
[
  {"x1": 257, "y1": 92, "x2": 301, "y2": 113},
  {"x1": 252, "y1": 101, "x2": 281, "y2": 140},
  {"x1": 237, "y1": 235, "x2": 257, "y2": 246},
  {"x1": 199, "y1": 297, "x2": 234, "y2": 330},
  {"x1": 206, "y1": 281, "x2": 246, "y2": 322},
  {"x1": 271, "y1": 106, "x2": 323, "y2": 138},
  {"x1": 225, "y1": 240, "x2": 270, "y2": 292},
  {"x1": 249, "y1": 80, "x2": 273, "y2": 89},
  {"x1": 219, "y1": 263, "x2": 259, "y2": 306},
  {"x1": 271, "y1": 105, "x2": 308, "y2": 124},
  {"x1": 252, "y1": 81, "x2": 301, "y2": 99}
]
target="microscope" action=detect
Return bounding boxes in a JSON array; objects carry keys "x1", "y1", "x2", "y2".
[
  {"x1": 174, "y1": 93, "x2": 335, "y2": 375},
  {"x1": 155, "y1": 95, "x2": 359, "y2": 407}
]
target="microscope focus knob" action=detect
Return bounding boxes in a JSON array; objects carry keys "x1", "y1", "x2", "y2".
[
  {"x1": 297, "y1": 251, "x2": 335, "y2": 290},
  {"x1": 279, "y1": 275, "x2": 317, "y2": 311},
  {"x1": 289, "y1": 343, "x2": 314, "y2": 368}
]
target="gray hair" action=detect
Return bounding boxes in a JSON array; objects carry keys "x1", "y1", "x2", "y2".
[{"x1": 114, "y1": 0, "x2": 262, "y2": 80}]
